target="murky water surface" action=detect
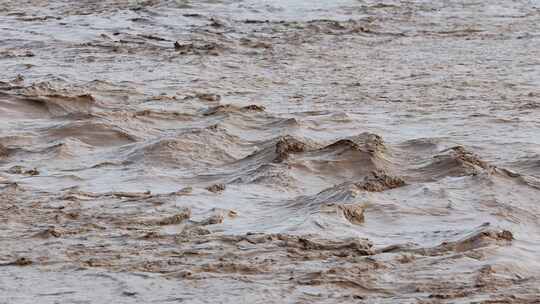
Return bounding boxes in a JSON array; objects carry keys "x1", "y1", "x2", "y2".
[{"x1": 1, "y1": 1, "x2": 540, "y2": 303}]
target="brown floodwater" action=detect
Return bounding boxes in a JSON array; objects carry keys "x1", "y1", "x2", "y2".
[{"x1": 1, "y1": 0, "x2": 540, "y2": 303}]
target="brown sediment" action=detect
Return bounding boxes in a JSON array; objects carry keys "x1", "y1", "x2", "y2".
[
  {"x1": 154, "y1": 208, "x2": 192, "y2": 226},
  {"x1": 449, "y1": 146, "x2": 490, "y2": 170},
  {"x1": 0, "y1": 144, "x2": 9, "y2": 158},
  {"x1": 0, "y1": 49, "x2": 35, "y2": 58},
  {"x1": 13, "y1": 257, "x2": 33, "y2": 266},
  {"x1": 0, "y1": 257, "x2": 33, "y2": 267},
  {"x1": 354, "y1": 170, "x2": 405, "y2": 192},
  {"x1": 337, "y1": 204, "x2": 366, "y2": 224},
  {"x1": 1, "y1": 0, "x2": 540, "y2": 302},
  {"x1": 429, "y1": 228, "x2": 513, "y2": 254},
  {"x1": 203, "y1": 104, "x2": 266, "y2": 116},
  {"x1": 380, "y1": 226, "x2": 514, "y2": 256},
  {"x1": 278, "y1": 234, "x2": 373, "y2": 255},
  {"x1": 199, "y1": 214, "x2": 224, "y2": 225},
  {"x1": 242, "y1": 104, "x2": 266, "y2": 112},
  {"x1": 7, "y1": 166, "x2": 39, "y2": 176},
  {"x1": 321, "y1": 202, "x2": 366, "y2": 224},
  {"x1": 321, "y1": 133, "x2": 387, "y2": 157},
  {"x1": 206, "y1": 183, "x2": 226, "y2": 193},
  {"x1": 240, "y1": 38, "x2": 272, "y2": 49},
  {"x1": 274, "y1": 135, "x2": 306, "y2": 162},
  {"x1": 174, "y1": 41, "x2": 223, "y2": 55}
]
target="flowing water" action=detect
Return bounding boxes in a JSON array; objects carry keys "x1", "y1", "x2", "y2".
[{"x1": 1, "y1": 0, "x2": 540, "y2": 303}]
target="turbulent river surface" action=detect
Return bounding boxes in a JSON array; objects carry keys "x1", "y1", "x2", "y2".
[{"x1": 1, "y1": 0, "x2": 540, "y2": 303}]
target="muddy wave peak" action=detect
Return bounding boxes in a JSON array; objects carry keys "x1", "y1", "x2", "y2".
[{"x1": 7, "y1": 82, "x2": 98, "y2": 117}]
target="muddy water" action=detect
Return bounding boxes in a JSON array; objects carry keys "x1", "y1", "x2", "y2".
[{"x1": 1, "y1": 0, "x2": 540, "y2": 303}]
